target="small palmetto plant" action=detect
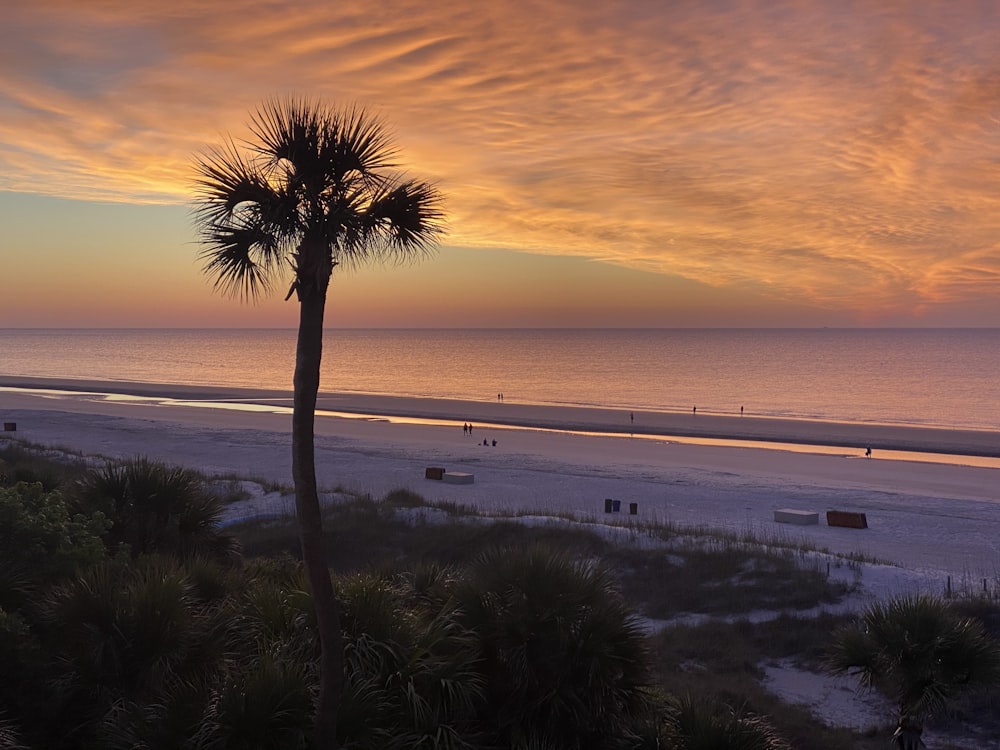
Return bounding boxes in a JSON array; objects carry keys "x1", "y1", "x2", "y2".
[
  {"x1": 452, "y1": 545, "x2": 651, "y2": 749},
  {"x1": 335, "y1": 572, "x2": 485, "y2": 750},
  {"x1": 659, "y1": 695, "x2": 792, "y2": 750},
  {"x1": 73, "y1": 456, "x2": 238, "y2": 562},
  {"x1": 826, "y1": 593, "x2": 1000, "y2": 747},
  {"x1": 196, "y1": 655, "x2": 315, "y2": 750},
  {"x1": 38, "y1": 555, "x2": 233, "y2": 747}
]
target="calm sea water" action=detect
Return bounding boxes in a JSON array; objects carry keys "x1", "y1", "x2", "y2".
[{"x1": 1, "y1": 328, "x2": 999, "y2": 432}]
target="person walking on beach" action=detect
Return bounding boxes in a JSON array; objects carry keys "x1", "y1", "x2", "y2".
[
  {"x1": 740, "y1": 405, "x2": 744, "y2": 416},
  {"x1": 693, "y1": 406, "x2": 696, "y2": 415},
  {"x1": 865, "y1": 446, "x2": 872, "y2": 459},
  {"x1": 463, "y1": 423, "x2": 468, "y2": 436}
]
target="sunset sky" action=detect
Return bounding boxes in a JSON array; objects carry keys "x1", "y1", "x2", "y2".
[{"x1": 2, "y1": 0, "x2": 999, "y2": 328}]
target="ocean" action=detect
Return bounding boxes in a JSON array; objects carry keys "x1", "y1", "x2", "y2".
[{"x1": 1, "y1": 328, "x2": 999, "y2": 432}]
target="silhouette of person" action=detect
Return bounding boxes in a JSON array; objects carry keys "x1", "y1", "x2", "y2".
[
  {"x1": 630, "y1": 412, "x2": 634, "y2": 424},
  {"x1": 491, "y1": 439, "x2": 497, "y2": 446},
  {"x1": 693, "y1": 406, "x2": 696, "y2": 415},
  {"x1": 740, "y1": 405, "x2": 744, "y2": 416},
  {"x1": 498, "y1": 393, "x2": 501, "y2": 402},
  {"x1": 865, "y1": 446, "x2": 872, "y2": 459},
  {"x1": 483, "y1": 438, "x2": 488, "y2": 446},
  {"x1": 463, "y1": 423, "x2": 468, "y2": 435}
]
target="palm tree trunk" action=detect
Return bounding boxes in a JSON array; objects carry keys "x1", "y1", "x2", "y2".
[{"x1": 292, "y1": 286, "x2": 343, "y2": 749}]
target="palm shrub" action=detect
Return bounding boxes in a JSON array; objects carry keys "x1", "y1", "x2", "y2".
[
  {"x1": 0, "y1": 608, "x2": 49, "y2": 749},
  {"x1": 72, "y1": 456, "x2": 239, "y2": 562},
  {"x1": 36, "y1": 555, "x2": 233, "y2": 748},
  {"x1": 235, "y1": 559, "x2": 318, "y2": 669},
  {"x1": 826, "y1": 593, "x2": 1000, "y2": 744},
  {"x1": 658, "y1": 695, "x2": 792, "y2": 750},
  {"x1": 451, "y1": 545, "x2": 651, "y2": 749},
  {"x1": 337, "y1": 571, "x2": 485, "y2": 750},
  {"x1": 196, "y1": 655, "x2": 315, "y2": 750},
  {"x1": 96, "y1": 677, "x2": 215, "y2": 750}
]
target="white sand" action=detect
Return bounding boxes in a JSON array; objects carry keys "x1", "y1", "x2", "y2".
[{"x1": 4, "y1": 380, "x2": 1000, "y2": 739}]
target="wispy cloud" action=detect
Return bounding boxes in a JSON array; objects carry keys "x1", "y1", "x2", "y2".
[{"x1": 2, "y1": 0, "x2": 999, "y2": 320}]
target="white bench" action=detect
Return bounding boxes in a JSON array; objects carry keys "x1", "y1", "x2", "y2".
[
  {"x1": 442, "y1": 471, "x2": 475, "y2": 485},
  {"x1": 774, "y1": 509, "x2": 819, "y2": 525}
]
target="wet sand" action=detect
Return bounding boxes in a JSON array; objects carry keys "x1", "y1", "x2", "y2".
[{"x1": 2, "y1": 375, "x2": 998, "y2": 457}]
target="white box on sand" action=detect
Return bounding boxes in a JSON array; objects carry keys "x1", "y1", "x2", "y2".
[
  {"x1": 774, "y1": 509, "x2": 819, "y2": 525},
  {"x1": 442, "y1": 472, "x2": 475, "y2": 485}
]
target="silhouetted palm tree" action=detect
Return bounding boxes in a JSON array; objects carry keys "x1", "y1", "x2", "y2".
[
  {"x1": 826, "y1": 594, "x2": 1000, "y2": 747},
  {"x1": 193, "y1": 97, "x2": 443, "y2": 747}
]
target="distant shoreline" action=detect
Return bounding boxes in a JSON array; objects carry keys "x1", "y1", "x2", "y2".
[{"x1": 3, "y1": 375, "x2": 999, "y2": 459}]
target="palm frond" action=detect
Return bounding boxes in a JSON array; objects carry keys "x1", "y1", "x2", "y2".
[
  {"x1": 0, "y1": 717, "x2": 29, "y2": 750},
  {"x1": 334, "y1": 105, "x2": 397, "y2": 175},
  {"x1": 198, "y1": 223, "x2": 280, "y2": 300},
  {"x1": 826, "y1": 594, "x2": 1000, "y2": 720},
  {"x1": 193, "y1": 140, "x2": 291, "y2": 301},
  {"x1": 193, "y1": 140, "x2": 275, "y2": 222},
  {"x1": 367, "y1": 177, "x2": 445, "y2": 254},
  {"x1": 202, "y1": 655, "x2": 314, "y2": 750}
]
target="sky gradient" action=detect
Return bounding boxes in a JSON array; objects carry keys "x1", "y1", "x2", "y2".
[{"x1": 2, "y1": 0, "x2": 999, "y2": 327}]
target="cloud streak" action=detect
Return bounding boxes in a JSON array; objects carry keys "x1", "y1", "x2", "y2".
[{"x1": 2, "y1": 0, "x2": 999, "y2": 321}]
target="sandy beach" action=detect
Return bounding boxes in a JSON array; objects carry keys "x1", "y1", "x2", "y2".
[
  {"x1": 4, "y1": 375, "x2": 1000, "y2": 457},
  {"x1": 3, "y1": 377, "x2": 1000, "y2": 586}
]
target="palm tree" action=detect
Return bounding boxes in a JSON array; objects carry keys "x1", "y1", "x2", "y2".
[
  {"x1": 192, "y1": 97, "x2": 443, "y2": 747},
  {"x1": 826, "y1": 594, "x2": 1000, "y2": 747}
]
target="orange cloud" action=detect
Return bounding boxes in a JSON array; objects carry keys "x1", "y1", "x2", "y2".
[{"x1": 2, "y1": 0, "x2": 1000, "y2": 322}]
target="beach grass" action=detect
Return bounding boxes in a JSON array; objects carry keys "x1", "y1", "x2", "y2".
[
  {"x1": 219, "y1": 481, "x2": 859, "y2": 620},
  {"x1": 0, "y1": 440, "x2": 93, "y2": 490}
]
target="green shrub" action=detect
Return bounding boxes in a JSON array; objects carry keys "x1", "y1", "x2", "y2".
[{"x1": 0, "y1": 482, "x2": 108, "y2": 607}]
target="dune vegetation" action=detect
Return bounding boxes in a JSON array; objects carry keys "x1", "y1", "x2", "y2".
[{"x1": 2, "y1": 440, "x2": 999, "y2": 749}]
